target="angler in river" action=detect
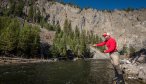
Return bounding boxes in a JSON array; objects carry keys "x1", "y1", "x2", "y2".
[{"x1": 93, "y1": 32, "x2": 125, "y2": 84}]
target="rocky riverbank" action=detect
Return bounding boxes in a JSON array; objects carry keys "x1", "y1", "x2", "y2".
[
  {"x1": 121, "y1": 60, "x2": 146, "y2": 83},
  {"x1": 0, "y1": 57, "x2": 58, "y2": 65},
  {"x1": 0, "y1": 56, "x2": 81, "y2": 65}
]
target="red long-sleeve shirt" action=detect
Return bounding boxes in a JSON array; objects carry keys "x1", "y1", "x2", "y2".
[{"x1": 96, "y1": 37, "x2": 117, "y2": 53}]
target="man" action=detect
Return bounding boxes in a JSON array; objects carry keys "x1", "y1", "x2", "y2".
[{"x1": 93, "y1": 32, "x2": 124, "y2": 83}]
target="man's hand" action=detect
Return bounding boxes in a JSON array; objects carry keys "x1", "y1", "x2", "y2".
[
  {"x1": 103, "y1": 50, "x2": 107, "y2": 53},
  {"x1": 92, "y1": 44, "x2": 96, "y2": 47}
]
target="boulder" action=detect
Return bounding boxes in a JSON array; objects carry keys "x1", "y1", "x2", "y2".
[{"x1": 121, "y1": 63, "x2": 146, "y2": 83}]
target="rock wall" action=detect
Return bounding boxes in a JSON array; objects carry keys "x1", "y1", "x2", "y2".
[
  {"x1": 34, "y1": 1, "x2": 146, "y2": 50},
  {"x1": 2, "y1": 0, "x2": 146, "y2": 50}
]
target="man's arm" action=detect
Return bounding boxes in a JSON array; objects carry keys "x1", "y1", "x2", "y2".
[{"x1": 96, "y1": 42, "x2": 106, "y2": 46}]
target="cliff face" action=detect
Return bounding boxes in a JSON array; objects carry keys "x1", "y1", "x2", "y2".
[
  {"x1": 2, "y1": 0, "x2": 146, "y2": 50},
  {"x1": 34, "y1": 1, "x2": 146, "y2": 50}
]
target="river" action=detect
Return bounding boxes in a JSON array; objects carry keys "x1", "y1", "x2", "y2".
[
  {"x1": 0, "y1": 59, "x2": 144, "y2": 84},
  {"x1": 0, "y1": 59, "x2": 115, "y2": 84}
]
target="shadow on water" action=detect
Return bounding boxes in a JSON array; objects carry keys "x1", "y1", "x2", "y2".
[{"x1": 0, "y1": 59, "x2": 114, "y2": 84}]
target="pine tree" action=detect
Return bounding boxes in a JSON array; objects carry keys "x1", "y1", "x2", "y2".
[
  {"x1": 35, "y1": 10, "x2": 41, "y2": 23},
  {"x1": 129, "y1": 46, "x2": 136, "y2": 57},
  {"x1": 17, "y1": 24, "x2": 40, "y2": 57},
  {"x1": 0, "y1": 19, "x2": 20, "y2": 55},
  {"x1": 40, "y1": 17, "x2": 45, "y2": 28},
  {"x1": 14, "y1": 1, "x2": 24, "y2": 16},
  {"x1": 29, "y1": 26, "x2": 40, "y2": 57},
  {"x1": 17, "y1": 24, "x2": 31, "y2": 56},
  {"x1": 28, "y1": 5, "x2": 34, "y2": 22},
  {"x1": 56, "y1": 24, "x2": 61, "y2": 33},
  {"x1": 74, "y1": 26, "x2": 80, "y2": 38},
  {"x1": 68, "y1": 21, "x2": 72, "y2": 35},
  {"x1": 63, "y1": 19, "x2": 69, "y2": 34}
]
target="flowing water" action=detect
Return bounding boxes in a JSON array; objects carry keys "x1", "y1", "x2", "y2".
[{"x1": 0, "y1": 59, "x2": 115, "y2": 84}]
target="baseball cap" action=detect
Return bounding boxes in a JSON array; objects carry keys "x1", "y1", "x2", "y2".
[{"x1": 102, "y1": 32, "x2": 110, "y2": 37}]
